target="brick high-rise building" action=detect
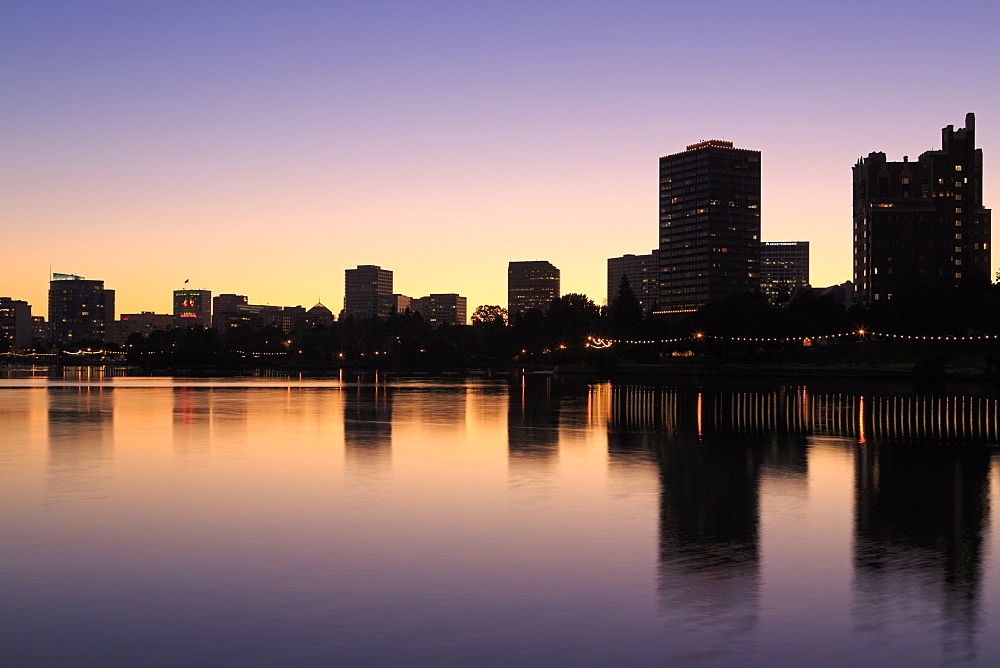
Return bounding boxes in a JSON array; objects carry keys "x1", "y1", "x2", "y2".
[
  {"x1": 853, "y1": 113, "x2": 991, "y2": 305},
  {"x1": 657, "y1": 140, "x2": 761, "y2": 314}
]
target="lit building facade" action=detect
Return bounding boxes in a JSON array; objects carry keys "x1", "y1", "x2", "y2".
[
  {"x1": 508, "y1": 260, "x2": 560, "y2": 318},
  {"x1": 608, "y1": 250, "x2": 660, "y2": 314},
  {"x1": 173, "y1": 289, "x2": 212, "y2": 327},
  {"x1": 411, "y1": 293, "x2": 468, "y2": 327},
  {"x1": 658, "y1": 140, "x2": 761, "y2": 314},
  {"x1": 761, "y1": 241, "x2": 809, "y2": 304},
  {"x1": 853, "y1": 113, "x2": 991, "y2": 305},
  {"x1": 344, "y1": 265, "x2": 393, "y2": 319},
  {"x1": 0, "y1": 297, "x2": 32, "y2": 348},
  {"x1": 48, "y1": 273, "x2": 115, "y2": 346}
]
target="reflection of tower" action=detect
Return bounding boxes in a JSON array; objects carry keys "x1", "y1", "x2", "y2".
[
  {"x1": 343, "y1": 385, "x2": 393, "y2": 474},
  {"x1": 507, "y1": 376, "x2": 560, "y2": 463},
  {"x1": 607, "y1": 386, "x2": 763, "y2": 661},
  {"x1": 853, "y1": 443, "x2": 991, "y2": 663},
  {"x1": 47, "y1": 386, "x2": 115, "y2": 497}
]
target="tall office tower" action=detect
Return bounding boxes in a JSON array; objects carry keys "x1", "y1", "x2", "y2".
[
  {"x1": 608, "y1": 250, "x2": 660, "y2": 314},
  {"x1": 853, "y1": 113, "x2": 991, "y2": 306},
  {"x1": 508, "y1": 260, "x2": 560, "y2": 319},
  {"x1": 48, "y1": 273, "x2": 115, "y2": 345},
  {"x1": 0, "y1": 298, "x2": 32, "y2": 348},
  {"x1": 411, "y1": 294, "x2": 468, "y2": 327},
  {"x1": 760, "y1": 241, "x2": 810, "y2": 304},
  {"x1": 173, "y1": 289, "x2": 212, "y2": 327},
  {"x1": 344, "y1": 265, "x2": 393, "y2": 318},
  {"x1": 657, "y1": 140, "x2": 761, "y2": 314}
]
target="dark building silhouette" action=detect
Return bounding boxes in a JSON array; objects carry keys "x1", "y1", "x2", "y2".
[
  {"x1": 0, "y1": 297, "x2": 32, "y2": 348},
  {"x1": 116, "y1": 312, "x2": 174, "y2": 344},
  {"x1": 657, "y1": 140, "x2": 761, "y2": 314},
  {"x1": 212, "y1": 293, "x2": 305, "y2": 334},
  {"x1": 853, "y1": 113, "x2": 991, "y2": 305},
  {"x1": 48, "y1": 273, "x2": 115, "y2": 345},
  {"x1": 344, "y1": 265, "x2": 393, "y2": 319},
  {"x1": 607, "y1": 250, "x2": 659, "y2": 314},
  {"x1": 760, "y1": 241, "x2": 809, "y2": 304},
  {"x1": 507, "y1": 260, "x2": 560, "y2": 319},
  {"x1": 305, "y1": 302, "x2": 334, "y2": 327},
  {"x1": 173, "y1": 288, "x2": 212, "y2": 328}
]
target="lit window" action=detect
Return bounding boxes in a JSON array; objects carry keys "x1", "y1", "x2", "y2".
[
  {"x1": 955, "y1": 247, "x2": 963, "y2": 253},
  {"x1": 956, "y1": 273, "x2": 963, "y2": 279},
  {"x1": 955, "y1": 220, "x2": 962, "y2": 226},
  {"x1": 956, "y1": 260, "x2": 963, "y2": 266},
  {"x1": 955, "y1": 165, "x2": 963, "y2": 171},
  {"x1": 956, "y1": 234, "x2": 962, "y2": 240},
  {"x1": 955, "y1": 208, "x2": 962, "y2": 214}
]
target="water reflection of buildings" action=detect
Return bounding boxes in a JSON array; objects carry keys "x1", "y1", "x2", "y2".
[
  {"x1": 853, "y1": 442, "x2": 991, "y2": 663},
  {"x1": 508, "y1": 376, "x2": 560, "y2": 465},
  {"x1": 172, "y1": 388, "x2": 248, "y2": 456},
  {"x1": 343, "y1": 385, "x2": 393, "y2": 474},
  {"x1": 595, "y1": 382, "x2": 997, "y2": 662},
  {"x1": 47, "y1": 386, "x2": 115, "y2": 496}
]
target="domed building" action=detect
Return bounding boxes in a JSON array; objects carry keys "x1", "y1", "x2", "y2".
[{"x1": 305, "y1": 302, "x2": 334, "y2": 328}]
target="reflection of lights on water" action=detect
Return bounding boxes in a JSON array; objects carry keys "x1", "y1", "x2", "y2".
[
  {"x1": 858, "y1": 396, "x2": 866, "y2": 444},
  {"x1": 697, "y1": 392, "x2": 703, "y2": 438}
]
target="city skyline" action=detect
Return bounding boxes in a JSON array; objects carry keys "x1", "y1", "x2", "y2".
[{"x1": 3, "y1": 2, "x2": 998, "y2": 317}]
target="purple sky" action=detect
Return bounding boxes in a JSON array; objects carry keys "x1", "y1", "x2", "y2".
[{"x1": 3, "y1": 1, "x2": 998, "y2": 317}]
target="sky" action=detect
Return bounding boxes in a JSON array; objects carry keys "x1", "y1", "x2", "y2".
[{"x1": 3, "y1": 0, "x2": 999, "y2": 318}]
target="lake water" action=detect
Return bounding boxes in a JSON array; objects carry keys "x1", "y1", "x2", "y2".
[{"x1": 3, "y1": 371, "x2": 1000, "y2": 665}]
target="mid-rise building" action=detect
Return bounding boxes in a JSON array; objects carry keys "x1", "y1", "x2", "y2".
[
  {"x1": 48, "y1": 273, "x2": 115, "y2": 345},
  {"x1": 0, "y1": 298, "x2": 32, "y2": 348},
  {"x1": 173, "y1": 289, "x2": 212, "y2": 328},
  {"x1": 344, "y1": 265, "x2": 393, "y2": 319},
  {"x1": 657, "y1": 140, "x2": 761, "y2": 314},
  {"x1": 761, "y1": 241, "x2": 810, "y2": 304},
  {"x1": 392, "y1": 294, "x2": 412, "y2": 313},
  {"x1": 608, "y1": 251, "x2": 660, "y2": 314},
  {"x1": 117, "y1": 312, "x2": 174, "y2": 344},
  {"x1": 508, "y1": 260, "x2": 560, "y2": 318},
  {"x1": 411, "y1": 293, "x2": 468, "y2": 327},
  {"x1": 213, "y1": 293, "x2": 249, "y2": 318},
  {"x1": 853, "y1": 113, "x2": 991, "y2": 305}
]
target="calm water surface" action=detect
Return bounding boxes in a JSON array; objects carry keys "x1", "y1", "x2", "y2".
[{"x1": 3, "y1": 372, "x2": 1000, "y2": 665}]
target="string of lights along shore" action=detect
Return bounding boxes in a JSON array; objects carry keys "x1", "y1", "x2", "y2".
[{"x1": 0, "y1": 114, "x2": 990, "y2": 351}]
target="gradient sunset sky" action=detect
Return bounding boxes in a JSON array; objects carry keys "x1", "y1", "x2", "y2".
[{"x1": 4, "y1": 1, "x2": 998, "y2": 317}]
